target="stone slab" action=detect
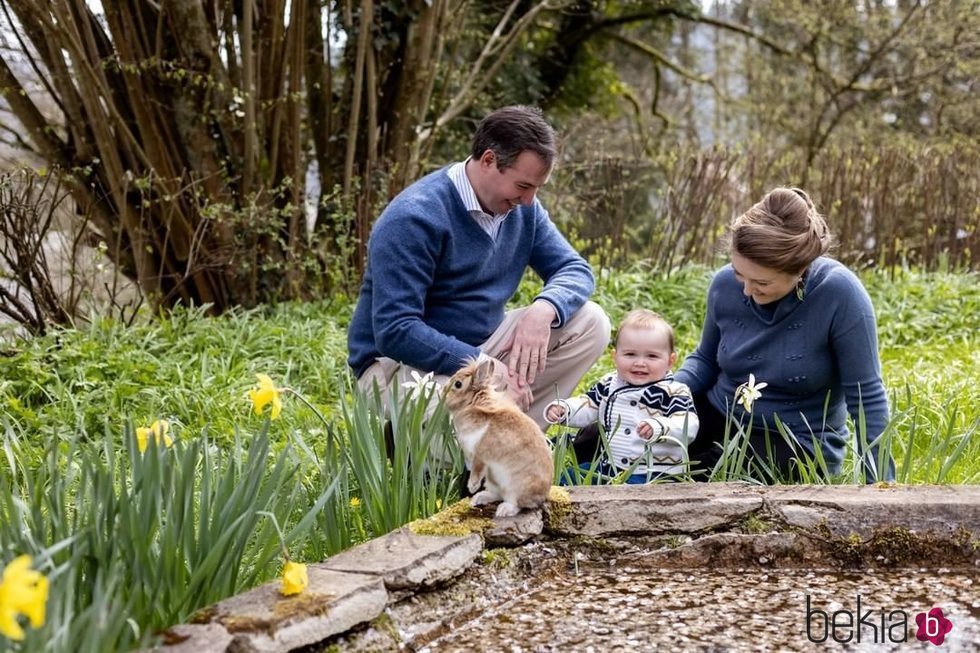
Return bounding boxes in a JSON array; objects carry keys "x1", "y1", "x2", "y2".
[
  {"x1": 149, "y1": 623, "x2": 233, "y2": 652},
  {"x1": 200, "y1": 567, "x2": 387, "y2": 653},
  {"x1": 322, "y1": 528, "x2": 483, "y2": 589},
  {"x1": 549, "y1": 483, "x2": 980, "y2": 538},
  {"x1": 484, "y1": 509, "x2": 544, "y2": 547},
  {"x1": 763, "y1": 484, "x2": 980, "y2": 535},
  {"x1": 548, "y1": 483, "x2": 765, "y2": 536}
]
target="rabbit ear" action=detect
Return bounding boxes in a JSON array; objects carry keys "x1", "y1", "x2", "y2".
[
  {"x1": 476, "y1": 359, "x2": 508, "y2": 392},
  {"x1": 474, "y1": 359, "x2": 496, "y2": 385}
]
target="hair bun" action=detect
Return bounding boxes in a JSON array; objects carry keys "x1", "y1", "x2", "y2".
[{"x1": 791, "y1": 187, "x2": 814, "y2": 209}]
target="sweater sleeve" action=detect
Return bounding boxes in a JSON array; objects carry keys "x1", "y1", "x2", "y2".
[
  {"x1": 640, "y1": 381, "x2": 700, "y2": 444},
  {"x1": 527, "y1": 203, "x2": 595, "y2": 327},
  {"x1": 642, "y1": 410, "x2": 700, "y2": 445},
  {"x1": 562, "y1": 394, "x2": 600, "y2": 428},
  {"x1": 675, "y1": 270, "x2": 724, "y2": 394},
  {"x1": 368, "y1": 211, "x2": 481, "y2": 375},
  {"x1": 829, "y1": 270, "x2": 894, "y2": 481}
]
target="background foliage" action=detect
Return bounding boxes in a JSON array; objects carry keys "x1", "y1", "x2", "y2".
[{"x1": 1, "y1": 0, "x2": 976, "y2": 318}]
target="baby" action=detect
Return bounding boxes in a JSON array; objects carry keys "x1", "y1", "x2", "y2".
[{"x1": 545, "y1": 309, "x2": 699, "y2": 482}]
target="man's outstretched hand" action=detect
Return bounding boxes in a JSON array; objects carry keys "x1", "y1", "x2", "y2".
[
  {"x1": 484, "y1": 357, "x2": 533, "y2": 411},
  {"x1": 503, "y1": 300, "x2": 556, "y2": 389}
]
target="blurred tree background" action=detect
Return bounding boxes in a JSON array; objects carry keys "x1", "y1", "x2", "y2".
[{"x1": 0, "y1": 0, "x2": 976, "y2": 330}]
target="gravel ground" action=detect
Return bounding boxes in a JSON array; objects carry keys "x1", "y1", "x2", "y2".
[{"x1": 419, "y1": 559, "x2": 978, "y2": 652}]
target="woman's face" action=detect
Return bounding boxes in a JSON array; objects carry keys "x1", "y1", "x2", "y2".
[{"x1": 730, "y1": 252, "x2": 801, "y2": 305}]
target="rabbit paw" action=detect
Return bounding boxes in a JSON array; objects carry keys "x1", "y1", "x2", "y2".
[
  {"x1": 494, "y1": 502, "x2": 521, "y2": 518},
  {"x1": 467, "y1": 475, "x2": 484, "y2": 495},
  {"x1": 470, "y1": 490, "x2": 497, "y2": 507}
]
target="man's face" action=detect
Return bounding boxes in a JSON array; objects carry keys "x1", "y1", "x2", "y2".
[{"x1": 474, "y1": 149, "x2": 551, "y2": 216}]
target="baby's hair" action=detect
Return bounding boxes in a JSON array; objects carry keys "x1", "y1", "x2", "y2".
[
  {"x1": 616, "y1": 309, "x2": 675, "y2": 352},
  {"x1": 726, "y1": 187, "x2": 837, "y2": 274}
]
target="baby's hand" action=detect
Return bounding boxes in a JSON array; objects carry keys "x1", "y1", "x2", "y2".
[
  {"x1": 637, "y1": 421, "x2": 655, "y2": 440},
  {"x1": 545, "y1": 403, "x2": 567, "y2": 424}
]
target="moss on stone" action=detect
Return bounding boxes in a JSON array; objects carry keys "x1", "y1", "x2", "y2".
[
  {"x1": 741, "y1": 513, "x2": 775, "y2": 534},
  {"x1": 663, "y1": 535, "x2": 687, "y2": 549},
  {"x1": 370, "y1": 610, "x2": 400, "y2": 641},
  {"x1": 408, "y1": 498, "x2": 494, "y2": 537},
  {"x1": 951, "y1": 525, "x2": 980, "y2": 551},
  {"x1": 481, "y1": 548, "x2": 516, "y2": 568},
  {"x1": 813, "y1": 524, "x2": 978, "y2": 568},
  {"x1": 188, "y1": 605, "x2": 217, "y2": 625},
  {"x1": 543, "y1": 486, "x2": 572, "y2": 530}
]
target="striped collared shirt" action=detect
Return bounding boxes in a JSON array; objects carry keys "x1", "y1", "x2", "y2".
[{"x1": 448, "y1": 159, "x2": 510, "y2": 241}]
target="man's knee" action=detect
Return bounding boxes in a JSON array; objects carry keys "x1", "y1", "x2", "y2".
[{"x1": 568, "y1": 301, "x2": 612, "y2": 354}]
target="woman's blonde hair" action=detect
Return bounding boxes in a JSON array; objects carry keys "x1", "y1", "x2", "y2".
[{"x1": 727, "y1": 187, "x2": 836, "y2": 273}]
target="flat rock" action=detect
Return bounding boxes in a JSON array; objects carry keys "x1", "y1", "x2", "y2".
[
  {"x1": 484, "y1": 508, "x2": 544, "y2": 547},
  {"x1": 764, "y1": 484, "x2": 980, "y2": 534},
  {"x1": 322, "y1": 528, "x2": 482, "y2": 589},
  {"x1": 148, "y1": 623, "x2": 233, "y2": 653},
  {"x1": 549, "y1": 483, "x2": 764, "y2": 536},
  {"x1": 548, "y1": 483, "x2": 980, "y2": 538},
  {"x1": 198, "y1": 567, "x2": 386, "y2": 653}
]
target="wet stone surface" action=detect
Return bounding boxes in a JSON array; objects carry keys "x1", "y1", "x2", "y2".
[
  {"x1": 419, "y1": 564, "x2": 978, "y2": 652},
  {"x1": 176, "y1": 486, "x2": 980, "y2": 652}
]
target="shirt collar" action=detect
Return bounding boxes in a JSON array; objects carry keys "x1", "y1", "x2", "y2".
[{"x1": 448, "y1": 158, "x2": 511, "y2": 220}]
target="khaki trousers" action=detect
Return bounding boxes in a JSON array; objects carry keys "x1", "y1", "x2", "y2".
[{"x1": 357, "y1": 301, "x2": 611, "y2": 430}]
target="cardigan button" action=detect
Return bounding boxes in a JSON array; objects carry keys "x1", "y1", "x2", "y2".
[{"x1": 625, "y1": 428, "x2": 631, "y2": 435}]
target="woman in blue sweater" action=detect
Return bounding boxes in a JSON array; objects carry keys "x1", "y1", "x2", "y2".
[{"x1": 675, "y1": 187, "x2": 895, "y2": 482}]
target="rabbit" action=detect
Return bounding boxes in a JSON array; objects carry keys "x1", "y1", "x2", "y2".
[{"x1": 443, "y1": 358, "x2": 554, "y2": 518}]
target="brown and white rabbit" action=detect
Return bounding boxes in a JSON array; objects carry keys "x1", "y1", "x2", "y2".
[{"x1": 443, "y1": 359, "x2": 554, "y2": 518}]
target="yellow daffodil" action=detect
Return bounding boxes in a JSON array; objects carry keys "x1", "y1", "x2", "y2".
[
  {"x1": 136, "y1": 420, "x2": 173, "y2": 453},
  {"x1": 280, "y1": 561, "x2": 308, "y2": 597},
  {"x1": 0, "y1": 555, "x2": 48, "y2": 641},
  {"x1": 735, "y1": 373, "x2": 769, "y2": 412},
  {"x1": 249, "y1": 374, "x2": 283, "y2": 420}
]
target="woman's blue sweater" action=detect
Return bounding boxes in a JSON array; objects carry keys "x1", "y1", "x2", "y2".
[{"x1": 675, "y1": 257, "x2": 893, "y2": 478}]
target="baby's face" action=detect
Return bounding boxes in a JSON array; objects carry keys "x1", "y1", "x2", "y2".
[{"x1": 613, "y1": 326, "x2": 676, "y2": 385}]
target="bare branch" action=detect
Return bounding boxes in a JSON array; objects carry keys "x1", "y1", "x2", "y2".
[{"x1": 420, "y1": 0, "x2": 556, "y2": 141}]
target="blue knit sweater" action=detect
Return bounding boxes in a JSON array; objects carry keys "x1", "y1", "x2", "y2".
[
  {"x1": 347, "y1": 166, "x2": 594, "y2": 378},
  {"x1": 675, "y1": 257, "x2": 893, "y2": 477}
]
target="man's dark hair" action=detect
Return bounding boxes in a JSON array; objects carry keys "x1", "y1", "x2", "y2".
[{"x1": 470, "y1": 105, "x2": 556, "y2": 170}]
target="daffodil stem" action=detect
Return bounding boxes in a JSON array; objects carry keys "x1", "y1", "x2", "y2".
[
  {"x1": 257, "y1": 511, "x2": 290, "y2": 561},
  {"x1": 283, "y1": 388, "x2": 329, "y2": 428}
]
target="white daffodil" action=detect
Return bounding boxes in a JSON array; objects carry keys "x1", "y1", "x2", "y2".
[
  {"x1": 401, "y1": 370, "x2": 438, "y2": 397},
  {"x1": 735, "y1": 373, "x2": 769, "y2": 412}
]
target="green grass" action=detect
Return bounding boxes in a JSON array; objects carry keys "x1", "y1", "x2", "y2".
[{"x1": 0, "y1": 264, "x2": 977, "y2": 649}]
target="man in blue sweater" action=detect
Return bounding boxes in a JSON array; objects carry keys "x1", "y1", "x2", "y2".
[{"x1": 348, "y1": 106, "x2": 610, "y2": 429}]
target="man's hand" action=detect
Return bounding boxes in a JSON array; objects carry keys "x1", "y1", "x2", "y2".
[
  {"x1": 488, "y1": 358, "x2": 533, "y2": 411},
  {"x1": 503, "y1": 301, "x2": 556, "y2": 387}
]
